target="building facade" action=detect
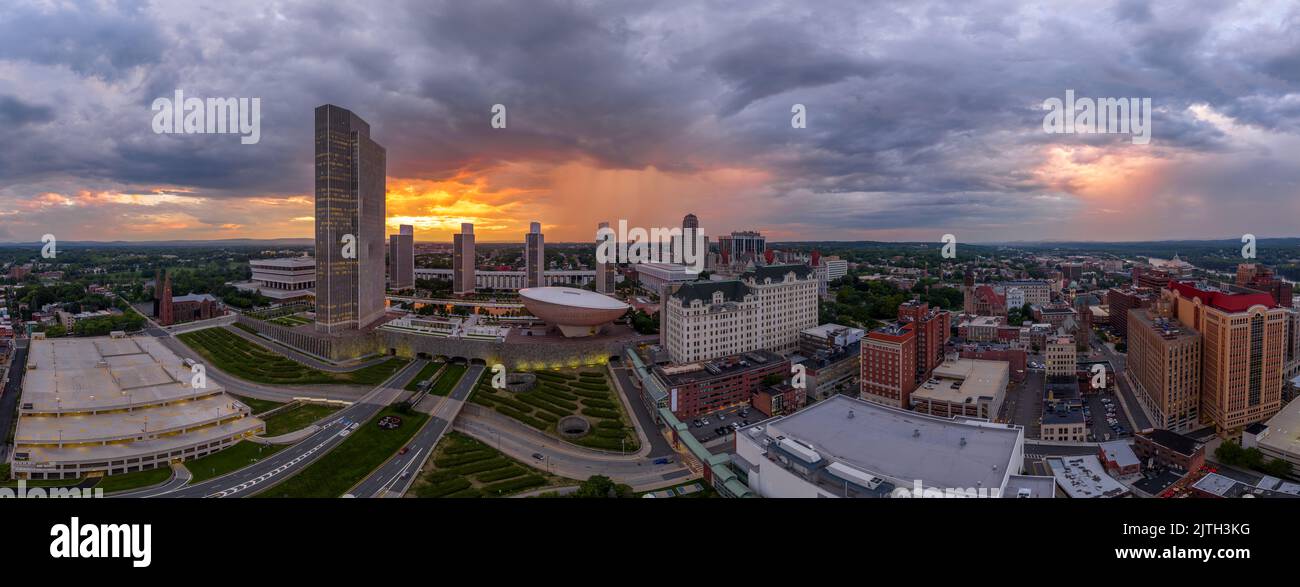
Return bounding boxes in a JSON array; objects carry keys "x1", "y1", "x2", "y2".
[
  {"x1": 595, "y1": 221, "x2": 617, "y2": 295},
  {"x1": 860, "y1": 322, "x2": 917, "y2": 408},
  {"x1": 660, "y1": 265, "x2": 817, "y2": 364},
  {"x1": 389, "y1": 224, "x2": 414, "y2": 290},
  {"x1": 1127, "y1": 308, "x2": 1202, "y2": 432},
  {"x1": 314, "y1": 104, "x2": 386, "y2": 333},
  {"x1": 453, "y1": 222, "x2": 475, "y2": 295},
  {"x1": 525, "y1": 221, "x2": 545, "y2": 289}
]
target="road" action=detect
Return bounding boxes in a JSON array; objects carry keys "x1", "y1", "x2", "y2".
[
  {"x1": 1093, "y1": 332, "x2": 1153, "y2": 430},
  {"x1": 455, "y1": 407, "x2": 691, "y2": 491},
  {"x1": 351, "y1": 364, "x2": 485, "y2": 498},
  {"x1": 122, "y1": 359, "x2": 426, "y2": 498},
  {"x1": 0, "y1": 339, "x2": 29, "y2": 462},
  {"x1": 608, "y1": 364, "x2": 675, "y2": 458}
]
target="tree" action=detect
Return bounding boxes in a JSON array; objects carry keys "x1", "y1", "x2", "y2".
[{"x1": 573, "y1": 475, "x2": 633, "y2": 498}]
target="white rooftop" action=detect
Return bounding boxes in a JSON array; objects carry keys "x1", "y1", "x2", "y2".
[
  {"x1": 518, "y1": 286, "x2": 630, "y2": 310},
  {"x1": 1046, "y1": 456, "x2": 1128, "y2": 498},
  {"x1": 1255, "y1": 396, "x2": 1300, "y2": 463},
  {"x1": 750, "y1": 394, "x2": 1023, "y2": 492},
  {"x1": 23, "y1": 336, "x2": 221, "y2": 414}
]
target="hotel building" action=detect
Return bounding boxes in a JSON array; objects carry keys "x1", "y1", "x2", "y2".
[
  {"x1": 314, "y1": 104, "x2": 386, "y2": 333},
  {"x1": 660, "y1": 265, "x2": 817, "y2": 364}
]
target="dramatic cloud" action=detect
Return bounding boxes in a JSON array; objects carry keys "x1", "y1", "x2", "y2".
[{"x1": 1, "y1": 0, "x2": 1298, "y2": 242}]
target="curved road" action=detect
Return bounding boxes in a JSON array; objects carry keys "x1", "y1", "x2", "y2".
[{"x1": 122, "y1": 360, "x2": 426, "y2": 498}]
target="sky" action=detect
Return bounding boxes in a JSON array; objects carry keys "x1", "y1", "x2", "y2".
[{"x1": 1, "y1": 0, "x2": 1299, "y2": 244}]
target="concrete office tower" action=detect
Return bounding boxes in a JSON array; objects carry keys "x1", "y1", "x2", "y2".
[
  {"x1": 595, "y1": 221, "x2": 616, "y2": 295},
  {"x1": 525, "y1": 221, "x2": 545, "y2": 288},
  {"x1": 1128, "y1": 307, "x2": 1202, "y2": 432},
  {"x1": 314, "y1": 104, "x2": 386, "y2": 333},
  {"x1": 453, "y1": 223, "x2": 476, "y2": 295},
  {"x1": 389, "y1": 224, "x2": 414, "y2": 290},
  {"x1": 681, "y1": 213, "x2": 706, "y2": 263}
]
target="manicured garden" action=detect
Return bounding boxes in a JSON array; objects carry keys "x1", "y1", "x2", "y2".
[
  {"x1": 268, "y1": 313, "x2": 312, "y2": 327},
  {"x1": 255, "y1": 406, "x2": 428, "y2": 498},
  {"x1": 262, "y1": 403, "x2": 342, "y2": 437},
  {"x1": 410, "y1": 432, "x2": 567, "y2": 498},
  {"x1": 468, "y1": 367, "x2": 639, "y2": 452},
  {"x1": 177, "y1": 327, "x2": 407, "y2": 385},
  {"x1": 185, "y1": 441, "x2": 286, "y2": 483}
]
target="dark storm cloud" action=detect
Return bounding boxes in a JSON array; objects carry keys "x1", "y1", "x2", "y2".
[
  {"x1": 0, "y1": 95, "x2": 55, "y2": 127},
  {"x1": 2, "y1": 0, "x2": 1300, "y2": 240}
]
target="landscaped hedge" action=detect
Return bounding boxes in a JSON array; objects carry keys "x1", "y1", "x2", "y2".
[
  {"x1": 480, "y1": 475, "x2": 546, "y2": 496},
  {"x1": 581, "y1": 408, "x2": 620, "y2": 419},
  {"x1": 531, "y1": 392, "x2": 578, "y2": 411},
  {"x1": 417, "y1": 477, "x2": 472, "y2": 498},
  {"x1": 596, "y1": 420, "x2": 624, "y2": 429},
  {"x1": 572, "y1": 389, "x2": 610, "y2": 400},
  {"x1": 435, "y1": 450, "x2": 496, "y2": 468},
  {"x1": 571, "y1": 381, "x2": 610, "y2": 391},
  {"x1": 516, "y1": 394, "x2": 568, "y2": 419},
  {"x1": 495, "y1": 406, "x2": 550, "y2": 431},
  {"x1": 580, "y1": 398, "x2": 617, "y2": 410},
  {"x1": 476, "y1": 466, "x2": 526, "y2": 483},
  {"x1": 446, "y1": 457, "x2": 512, "y2": 476},
  {"x1": 539, "y1": 386, "x2": 578, "y2": 400}
]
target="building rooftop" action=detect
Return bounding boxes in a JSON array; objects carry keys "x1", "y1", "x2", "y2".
[
  {"x1": 1254, "y1": 397, "x2": 1300, "y2": 464},
  {"x1": 1004, "y1": 475, "x2": 1057, "y2": 498},
  {"x1": 742, "y1": 264, "x2": 813, "y2": 283},
  {"x1": 655, "y1": 349, "x2": 785, "y2": 387},
  {"x1": 669, "y1": 280, "x2": 751, "y2": 305},
  {"x1": 1045, "y1": 456, "x2": 1128, "y2": 498},
  {"x1": 250, "y1": 256, "x2": 315, "y2": 268},
  {"x1": 16, "y1": 393, "x2": 250, "y2": 444},
  {"x1": 1141, "y1": 428, "x2": 1202, "y2": 456},
  {"x1": 23, "y1": 336, "x2": 221, "y2": 414},
  {"x1": 744, "y1": 394, "x2": 1023, "y2": 492},
  {"x1": 912, "y1": 359, "x2": 1008, "y2": 405},
  {"x1": 1169, "y1": 280, "x2": 1276, "y2": 312},
  {"x1": 1099, "y1": 440, "x2": 1141, "y2": 470}
]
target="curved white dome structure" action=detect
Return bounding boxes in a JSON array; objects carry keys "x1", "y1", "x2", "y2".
[{"x1": 519, "y1": 287, "x2": 630, "y2": 338}]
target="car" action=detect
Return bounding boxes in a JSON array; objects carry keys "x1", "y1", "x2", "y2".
[
  {"x1": 718, "y1": 413, "x2": 727, "y2": 421},
  {"x1": 701, "y1": 417, "x2": 710, "y2": 426},
  {"x1": 739, "y1": 409, "x2": 750, "y2": 417},
  {"x1": 532, "y1": 453, "x2": 545, "y2": 461},
  {"x1": 653, "y1": 457, "x2": 672, "y2": 465},
  {"x1": 692, "y1": 419, "x2": 701, "y2": 427},
  {"x1": 399, "y1": 447, "x2": 410, "y2": 455},
  {"x1": 731, "y1": 422, "x2": 741, "y2": 430}
]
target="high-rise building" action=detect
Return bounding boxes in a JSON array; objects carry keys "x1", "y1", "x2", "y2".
[
  {"x1": 860, "y1": 322, "x2": 917, "y2": 408},
  {"x1": 1128, "y1": 307, "x2": 1202, "y2": 432},
  {"x1": 314, "y1": 105, "x2": 386, "y2": 333},
  {"x1": 524, "y1": 221, "x2": 545, "y2": 289},
  {"x1": 716, "y1": 230, "x2": 765, "y2": 265},
  {"x1": 1166, "y1": 281, "x2": 1290, "y2": 433},
  {"x1": 594, "y1": 221, "x2": 616, "y2": 295},
  {"x1": 897, "y1": 300, "x2": 950, "y2": 386},
  {"x1": 1235, "y1": 263, "x2": 1294, "y2": 308},
  {"x1": 1106, "y1": 287, "x2": 1157, "y2": 340},
  {"x1": 660, "y1": 265, "x2": 817, "y2": 363},
  {"x1": 158, "y1": 269, "x2": 174, "y2": 326},
  {"x1": 389, "y1": 224, "x2": 414, "y2": 290},
  {"x1": 453, "y1": 223, "x2": 476, "y2": 295},
  {"x1": 680, "y1": 213, "x2": 706, "y2": 264}
]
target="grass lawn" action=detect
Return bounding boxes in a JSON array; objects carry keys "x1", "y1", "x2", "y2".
[
  {"x1": 0, "y1": 463, "x2": 82, "y2": 488},
  {"x1": 467, "y1": 366, "x2": 639, "y2": 452},
  {"x1": 404, "y1": 361, "x2": 445, "y2": 391},
  {"x1": 255, "y1": 406, "x2": 428, "y2": 498},
  {"x1": 95, "y1": 467, "x2": 174, "y2": 493},
  {"x1": 176, "y1": 327, "x2": 407, "y2": 385},
  {"x1": 410, "y1": 431, "x2": 572, "y2": 498},
  {"x1": 185, "y1": 441, "x2": 286, "y2": 484},
  {"x1": 268, "y1": 314, "x2": 312, "y2": 327},
  {"x1": 262, "y1": 403, "x2": 342, "y2": 437},
  {"x1": 428, "y1": 364, "x2": 468, "y2": 396},
  {"x1": 233, "y1": 394, "x2": 284, "y2": 415}
]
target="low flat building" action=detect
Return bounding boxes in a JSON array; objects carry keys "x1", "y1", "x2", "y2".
[
  {"x1": 735, "y1": 394, "x2": 1025, "y2": 498},
  {"x1": 238, "y1": 256, "x2": 316, "y2": 301},
  {"x1": 910, "y1": 358, "x2": 1009, "y2": 420},
  {"x1": 1046, "y1": 456, "x2": 1129, "y2": 498},
  {"x1": 1133, "y1": 428, "x2": 1205, "y2": 473},
  {"x1": 9, "y1": 336, "x2": 264, "y2": 480},
  {"x1": 1243, "y1": 397, "x2": 1300, "y2": 479},
  {"x1": 1098, "y1": 440, "x2": 1141, "y2": 477},
  {"x1": 654, "y1": 349, "x2": 789, "y2": 419}
]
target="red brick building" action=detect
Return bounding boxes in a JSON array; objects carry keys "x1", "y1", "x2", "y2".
[
  {"x1": 1133, "y1": 429, "x2": 1206, "y2": 473},
  {"x1": 751, "y1": 383, "x2": 806, "y2": 417},
  {"x1": 860, "y1": 322, "x2": 917, "y2": 408},
  {"x1": 654, "y1": 349, "x2": 789, "y2": 419},
  {"x1": 1236, "y1": 263, "x2": 1293, "y2": 308},
  {"x1": 897, "y1": 300, "x2": 950, "y2": 387},
  {"x1": 959, "y1": 345, "x2": 1027, "y2": 382},
  {"x1": 1106, "y1": 287, "x2": 1156, "y2": 339}
]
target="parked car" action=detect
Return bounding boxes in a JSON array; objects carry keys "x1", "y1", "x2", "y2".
[
  {"x1": 653, "y1": 457, "x2": 672, "y2": 465},
  {"x1": 532, "y1": 453, "x2": 545, "y2": 461}
]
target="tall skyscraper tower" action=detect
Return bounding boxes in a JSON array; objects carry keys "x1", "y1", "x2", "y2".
[
  {"x1": 681, "y1": 213, "x2": 705, "y2": 263},
  {"x1": 595, "y1": 221, "x2": 616, "y2": 294},
  {"x1": 389, "y1": 224, "x2": 414, "y2": 290},
  {"x1": 453, "y1": 223, "x2": 476, "y2": 295},
  {"x1": 525, "y1": 221, "x2": 545, "y2": 288},
  {"x1": 314, "y1": 104, "x2": 386, "y2": 333}
]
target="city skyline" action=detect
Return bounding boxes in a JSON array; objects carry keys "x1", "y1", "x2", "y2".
[{"x1": 2, "y1": 1, "x2": 1300, "y2": 244}]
